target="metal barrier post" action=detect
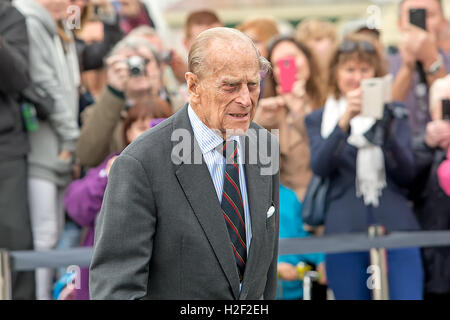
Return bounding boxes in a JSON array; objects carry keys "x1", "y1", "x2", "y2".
[
  {"x1": 368, "y1": 225, "x2": 389, "y2": 300},
  {"x1": 302, "y1": 271, "x2": 319, "y2": 300},
  {"x1": 0, "y1": 249, "x2": 12, "y2": 300}
]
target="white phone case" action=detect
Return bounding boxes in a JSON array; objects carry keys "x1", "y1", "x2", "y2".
[{"x1": 361, "y1": 74, "x2": 393, "y2": 120}]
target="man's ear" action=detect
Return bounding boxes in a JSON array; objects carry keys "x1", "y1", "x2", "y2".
[{"x1": 185, "y1": 72, "x2": 200, "y2": 102}]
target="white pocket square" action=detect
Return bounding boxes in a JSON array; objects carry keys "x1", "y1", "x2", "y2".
[{"x1": 266, "y1": 206, "x2": 275, "y2": 218}]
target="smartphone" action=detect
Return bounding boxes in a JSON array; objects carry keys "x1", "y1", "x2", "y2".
[
  {"x1": 361, "y1": 78, "x2": 385, "y2": 120},
  {"x1": 409, "y1": 8, "x2": 427, "y2": 30},
  {"x1": 277, "y1": 57, "x2": 296, "y2": 93},
  {"x1": 442, "y1": 99, "x2": 450, "y2": 120}
]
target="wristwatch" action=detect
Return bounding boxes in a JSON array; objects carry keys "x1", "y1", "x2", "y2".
[{"x1": 426, "y1": 54, "x2": 443, "y2": 75}]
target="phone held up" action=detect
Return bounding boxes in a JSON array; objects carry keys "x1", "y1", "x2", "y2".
[
  {"x1": 442, "y1": 99, "x2": 450, "y2": 121},
  {"x1": 277, "y1": 56, "x2": 297, "y2": 93},
  {"x1": 409, "y1": 8, "x2": 427, "y2": 30},
  {"x1": 361, "y1": 74, "x2": 393, "y2": 120}
]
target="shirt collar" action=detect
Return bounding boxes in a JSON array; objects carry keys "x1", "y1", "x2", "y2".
[{"x1": 187, "y1": 104, "x2": 241, "y2": 155}]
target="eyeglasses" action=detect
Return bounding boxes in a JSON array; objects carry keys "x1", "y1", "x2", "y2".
[{"x1": 338, "y1": 40, "x2": 376, "y2": 54}]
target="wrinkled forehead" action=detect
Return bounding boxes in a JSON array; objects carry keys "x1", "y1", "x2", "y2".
[{"x1": 203, "y1": 39, "x2": 260, "y2": 79}]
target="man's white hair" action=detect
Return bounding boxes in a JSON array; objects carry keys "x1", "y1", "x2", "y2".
[{"x1": 188, "y1": 27, "x2": 272, "y2": 78}]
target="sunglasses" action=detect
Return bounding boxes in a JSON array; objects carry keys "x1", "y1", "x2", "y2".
[{"x1": 338, "y1": 40, "x2": 376, "y2": 54}]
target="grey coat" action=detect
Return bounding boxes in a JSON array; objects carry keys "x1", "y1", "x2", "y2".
[
  {"x1": 14, "y1": 0, "x2": 80, "y2": 186},
  {"x1": 89, "y1": 105, "x2": 280, "y2": 300}
]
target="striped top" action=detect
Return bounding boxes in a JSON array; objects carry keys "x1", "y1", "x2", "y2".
[{"x1": 188, "y1": 105, "x2": 252, "y2": 256}]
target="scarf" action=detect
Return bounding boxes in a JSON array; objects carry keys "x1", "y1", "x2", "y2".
[{"x1": 321, "y1": 96, "x2": 387, "y2": 207}]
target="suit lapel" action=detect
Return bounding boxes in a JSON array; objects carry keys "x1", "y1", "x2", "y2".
[
  {"x1": 172, "y1": 106, "x2": 241, "y2": 299},
  {"x1": 239, "y1": 131, "x2": 272, "y2": 299}
]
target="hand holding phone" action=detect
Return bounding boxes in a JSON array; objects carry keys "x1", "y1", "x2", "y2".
[
  {"x1": 442, "y1": 99, "x2": 450, "y2": 120},
  {"x1": 409, "y1": 8, "x2": 427, "y2": 31},
  {"x1": 277, "y1": 56, "x2": 297, "y2": 93}
]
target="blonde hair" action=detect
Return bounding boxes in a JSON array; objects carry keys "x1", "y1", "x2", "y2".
[
  {"x1": 236, "y1": 17, "x2": 280, "y2": 43},
  {"x1": 295, "y1": 19, "x2": 337, "y2": 44}
]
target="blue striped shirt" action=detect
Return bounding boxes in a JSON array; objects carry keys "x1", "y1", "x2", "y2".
[{"x1": 187, "y1": 105, "x2": 252, "y2": 256}]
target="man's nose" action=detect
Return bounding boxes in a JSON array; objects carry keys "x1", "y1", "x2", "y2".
[{"x1": 235, "y1": 85, "x2": 252, "y2": 107}]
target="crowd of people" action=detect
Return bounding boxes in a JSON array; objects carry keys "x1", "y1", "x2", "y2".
[{"x1": 0, "y1": 0, "x2": 449, "y2": 300}]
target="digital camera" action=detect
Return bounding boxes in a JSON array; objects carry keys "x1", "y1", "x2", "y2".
[{"x1": 127, "y1": 56, "x2": 148, "y2": 77}]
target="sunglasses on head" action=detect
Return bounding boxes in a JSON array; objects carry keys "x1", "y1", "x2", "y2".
[{"x1": 338, "y1": 40, "x2": 376, "y2": 54}]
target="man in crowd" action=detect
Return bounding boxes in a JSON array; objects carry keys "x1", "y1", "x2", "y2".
[
  {"x1": 390, "y1": 0, "x2": 450, "y2": 138},
  {"x1": 89, "y1": 27, "x2": 280, "y2": 299},
  {"x1": 0, "y1": 0, "x2": 34, "y2": 300}
]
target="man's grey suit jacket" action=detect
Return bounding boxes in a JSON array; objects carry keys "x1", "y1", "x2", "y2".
[{"x1": 89, "y1": 105, "x2": 280, "y2": 300}]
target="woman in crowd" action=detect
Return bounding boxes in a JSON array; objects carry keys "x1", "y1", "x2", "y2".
[
  {"x1": 253, "y1": 36, "x2": 327, "y2": 294},
  {"x1": 412, "y1": 75, "x2": 450, "y2": 300},
  {"x1": 305, "y1": 33, "x2": 423, "y2": 300},
  {"x1": 75, "y1": 35, "x2": 168, "y2": 168},
  {"x1": 254, "y1": 36, "x2": 325, "y2": 202},
  {"x1": 14, "y1": 0, "x2": 80, "y2": 300},
  {"x1": 63, "y1": 97, "x2": 172, "y2": 300},
  {"x1": 295, "y1": 18, "x2": 337, "y2": 80}
]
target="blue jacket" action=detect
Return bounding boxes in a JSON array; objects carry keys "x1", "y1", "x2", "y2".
[
  {"x1": 304, "y1": 108, "x2": 420, "y2": 234},
  {"x1": 277, "y1": 184, "x2": 325, "y2": 300}
]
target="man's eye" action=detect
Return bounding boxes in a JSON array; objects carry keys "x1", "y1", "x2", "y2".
[
  {"x1": 248, "y1": 83, "x2": 258, "y2": 90},
  {"x1": 224, "y1": 84, "x2": 238, "y2": 91}
]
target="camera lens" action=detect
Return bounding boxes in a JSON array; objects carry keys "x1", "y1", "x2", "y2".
[{"x1": 127, "y1": 56, "x2": 146, "y2": 77}]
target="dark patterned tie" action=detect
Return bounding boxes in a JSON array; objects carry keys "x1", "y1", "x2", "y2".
[{"x1": 219, "y1": 140, "x2": 247, "y2": 281}]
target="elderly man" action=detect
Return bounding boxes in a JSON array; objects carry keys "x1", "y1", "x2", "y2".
[{"x1": 89, "y1": 27, "x2": 280, "y2": 300}]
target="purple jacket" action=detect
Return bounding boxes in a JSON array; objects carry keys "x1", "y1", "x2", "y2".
[
  {"x1": 64, "y1": 152, "x2": 119, "y2": 300},
  {"x1": 64, "y1": 152, "x2": 119, "y2": 247}
]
